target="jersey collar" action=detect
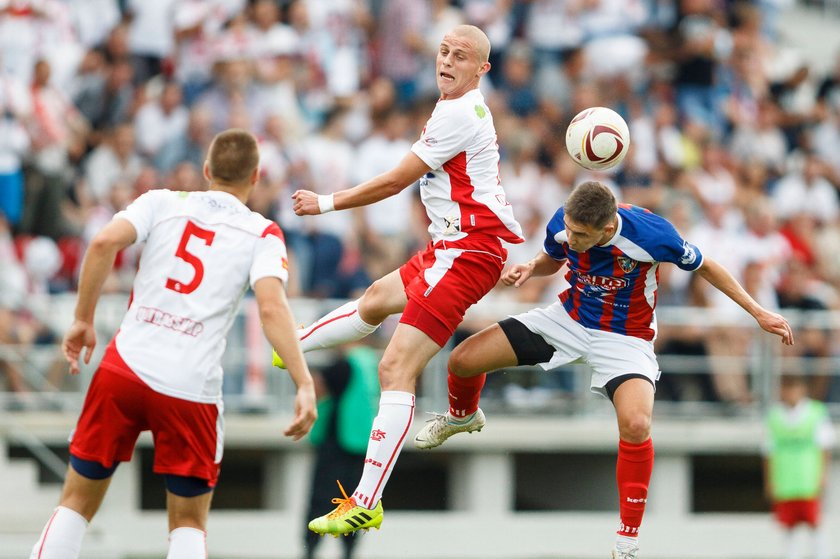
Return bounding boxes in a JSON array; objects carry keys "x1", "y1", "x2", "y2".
[{"x1": 597, "y1": 212, "x2": 623, "y2": 247}]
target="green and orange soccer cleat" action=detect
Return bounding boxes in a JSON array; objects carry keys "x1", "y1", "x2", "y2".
[{"x1": 308, "y1": 480, "x2": 383, "y2": 537}]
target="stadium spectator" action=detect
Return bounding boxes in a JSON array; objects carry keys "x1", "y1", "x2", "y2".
[
  {"x1": 772, "y1": 151, "x2": 840, "y2": 226},
  {"x1": 376, "y1": 0, "x2": 430, "y2": 107},
  {"x1": 763, "y1": 374, "x2": 834, "y2": 559},
  {"x1": 171, "y1": 0, "x2": 239, "y2": 106},
  {"x1": 413, "y1": 181, "x2": 793, "y2": 559},
  {"x1": 125, "y1": 0, "x2": 178, "y2": 84},
  {"x1": 134, "y1": 80, "x2": 189, "y2": 161},
  {"x1": 0, "y1": 65, "x2": 30, "y2": 230},
  {"x1": 22, "y1": 58, "x2": 89, "y2": 240},
  {"x1": 670, "y1": 0, "x2": 732, "y2": 137},
  {"x1": 278, "y1": 25, "x2": 523, "y2": 537},
  {"x1": 82, "y1": 122, "x2": 143, "y2": 205},
  {"x1": 494, "y1": 41, "x2": 539, "y2": 117},
  {"x1": 72, "y1": 57, "x2": 135, "y2": 138},
  {"x1": 154, "y1": 105, "x2": 215, "y2": 174},
  {"x1": 196, "y1": 57, "x2": 268, "y2": 135},
  {"x1": 254, "y1": 28, "x2": 306, "y2": 142},
  {"x1": 0, "y1": 214, "x2": 31, "y2": 400},
  {"x1": 28, "y1": 129, "x2": 317, "y2": 559},
  {"x1": 65, "y1": 0, "x2": 122, "y2": 51},
  {"x1": 352, "y1": 107, "x2": 417, "y2": 281}
]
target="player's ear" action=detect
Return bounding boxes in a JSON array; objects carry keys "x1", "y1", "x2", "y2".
[
  {"x1": 202, "y1": 161, "x2": 212, "y2": 182},
  {"x1": 250, "y1": 166, "x2": 260, "y2": 185}
]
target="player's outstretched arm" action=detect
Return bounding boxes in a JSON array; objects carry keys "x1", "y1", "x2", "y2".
[
  {"x1": 292, "y1": 152, "x2": 430, "y2": 215},
  {"x1": 695, "y1": 257, "x2": 794, "y2": 345},
  {"x1": 63, "y1": 218, "x2": 137, "y2": 374},
  {"x1": 253, "y1": 277, "x2": 317, "y2": 440},
  {"x1": 502, "y1": 251, "x2": 564, "y2": 287}
]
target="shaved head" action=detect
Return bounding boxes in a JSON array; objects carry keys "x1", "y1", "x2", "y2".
[{"x1": 448, "y1": 25, "x2": 491, "y2": 64}]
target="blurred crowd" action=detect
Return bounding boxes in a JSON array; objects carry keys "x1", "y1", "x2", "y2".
[{"x1": 1, "y1": 0, "x2": 840, "y2": 407}]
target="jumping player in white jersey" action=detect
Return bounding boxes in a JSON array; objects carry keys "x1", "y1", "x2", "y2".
[
  {"x1": 30, "y1": 129, "x2": 317, "y2": 559},
  {"x1": 278, "y1": 25, "x2": 524, "y2": 536},
  {"x1": 414, "y1": 181, "x2": 795, "y2": 559}
]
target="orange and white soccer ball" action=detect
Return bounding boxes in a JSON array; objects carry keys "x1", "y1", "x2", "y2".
[{"x1": 565, "y1": 106, "x2": 630, "y2": 171}]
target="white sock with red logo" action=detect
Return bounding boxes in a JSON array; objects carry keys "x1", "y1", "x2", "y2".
[
  {"x1": 352, "y1": 390, "x2": 415, "y2": 509},
  {"x1": 166, "y1": 527, "x2": 206, "y2": 559},
  {"x1": 30, "y1": 506, "x2": 88, "y2": 559},
  {"x1": 299, "y1": 300, "x2": 379, "y2": 353}
]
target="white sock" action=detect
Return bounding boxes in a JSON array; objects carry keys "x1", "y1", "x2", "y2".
[
  {"x1": 30, "y1": 506, "x2": 88, "y2": 559},
  {"x1": 166, "y1": 527, "x2": 206, "y2": 559},
  {"x1": 352, "y1": 391, "x2": 415, "y2": 508},
  {"x1": 299, "y1": 300, "x2": 378, "y2": 353},
  {"x1": 784, "y1": 528, "x2": 800, "y2": 559},
  {"x1": 615, "y1": 535, "x2": 639, "y2": 550},
  {"x1": 813, "y1": 525, "x2": 829, "y2": 559}
]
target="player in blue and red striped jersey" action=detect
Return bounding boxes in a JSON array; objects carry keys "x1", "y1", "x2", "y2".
[{"x1": 415, "y1": 180, "x2": 794, "y2": 559}]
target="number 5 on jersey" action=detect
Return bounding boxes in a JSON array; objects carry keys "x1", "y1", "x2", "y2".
[{"x1": 166, "y1": 220, "x2": 216, "y2": 294}]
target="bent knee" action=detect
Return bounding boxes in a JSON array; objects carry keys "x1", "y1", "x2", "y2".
[
  {"x1": 449, "y1": 345, "x2": 482, "y2": 377},
  {"x1": 619, "y1": 414, "x2": 652, "y2": 442},
  {"x1": 359, "y1": 282, "x2": 399, "y2": 324}
]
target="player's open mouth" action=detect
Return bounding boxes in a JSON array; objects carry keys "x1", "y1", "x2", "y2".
[{"x1": 439, "y1": 72, "x2": 454, "y2": 81}]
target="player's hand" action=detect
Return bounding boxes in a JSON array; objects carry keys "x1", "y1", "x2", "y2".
[
  {"x1": 756, "y1": 309, "x2": 794, "y2": 346},
  {"x1": 284, "y1": 383, "x2": 317, "y2": 441},
  {"x1": 62, "y1": 320, "x2": 96, "y2": 375},
  {"x1": 502, "y1": 262, "x2": 534, "y2": 287},
  {"x1": 291, "y1": 190, "x2": 320, "y2": 216}
]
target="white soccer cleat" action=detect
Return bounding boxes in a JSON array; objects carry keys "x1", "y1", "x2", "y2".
[
  {"x1": 611, "y1": 539, "x2": 639, "y2": 559},
  {"x1": 414, "y1": 408, "x2": 486, "y2": 449}
]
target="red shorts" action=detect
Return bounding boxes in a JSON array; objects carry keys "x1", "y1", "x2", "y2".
[
  {"x1": 773, "y1": 499, "x2": 821, "y2": 528},
  {"x1": 399, "y1": 236, "x2": 506, "y2": 346},
  {"x1": 70, "y1": 342, "x2": 223, "y2": 485}
]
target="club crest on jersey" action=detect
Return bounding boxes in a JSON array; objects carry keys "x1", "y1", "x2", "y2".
[
  {"x1": 370, "y1": 429, "x2": 386, "y2": 441},
  {"x1": 680, "y1": 242, "x2": 698, "y2": 266},
  {"x1": 617, "y1": 256, "x2": 637, "y2": 273},
  {"x1": 443, "y1": 215, "x2": 461, "y2": 234}
]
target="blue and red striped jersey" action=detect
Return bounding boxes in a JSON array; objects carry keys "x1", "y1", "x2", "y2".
[{"x1": 544, "y1": 204, "x2": 703, "y2": 340}]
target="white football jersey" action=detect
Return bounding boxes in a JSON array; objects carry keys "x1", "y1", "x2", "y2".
[
  {"x1": 112, "y1": 189, "x2": 289, "y2": 403},
  {"x1": 411, "y1": 89, "x2": 523, "y2": 245}
]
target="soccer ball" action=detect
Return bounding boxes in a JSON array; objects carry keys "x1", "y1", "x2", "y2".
[{"x1": 565, "y1": 107, "x2": 630, "y2": 171}]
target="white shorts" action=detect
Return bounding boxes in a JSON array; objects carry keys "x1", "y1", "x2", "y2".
[{"x1": 509, "y1": 301, "x2": 661, "y2": 399}]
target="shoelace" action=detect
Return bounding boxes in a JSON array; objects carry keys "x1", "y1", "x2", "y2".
[
  {"x1": 615, "y1": 547, "x2": 638, "y2": 559},
  {"x1": 327, "y1": 480, "x2": 357, "y2": 519},
  {"x1": 422, "y1": 412, "x2": 451, "y2": 434},
  {"x1": 424, "y1": 412, "x2": 448, "y2": 423}
]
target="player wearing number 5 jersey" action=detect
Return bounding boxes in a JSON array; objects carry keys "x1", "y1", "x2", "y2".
[
  {"x1": 30, "y1": 129, "x2": 317, "y2": 559},
  {"x1": 278, "y1": 25, "x2": 523, "y2": 536}
]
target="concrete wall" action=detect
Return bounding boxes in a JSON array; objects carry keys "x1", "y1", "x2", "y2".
[{"x1": 2, "y1": 411, "x2": 838, "y2": 559}]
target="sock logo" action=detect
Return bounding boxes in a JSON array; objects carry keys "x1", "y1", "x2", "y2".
[
  {"x1": 364, "y1": 458, "x2": 382, "y2": 467},
  {"x1": 618, "y1": 522, "x2": 639, "y2": 535},
  {"x1": 370, "y1": 429, "x2": 386, "y2": 441},
  {"x1": 625, "y1": 497, "x2": 647, "y2": 504}
]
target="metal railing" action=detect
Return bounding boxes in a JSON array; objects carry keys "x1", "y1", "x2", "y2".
[{"x1": 1, "y1": 294, "x2": 838, "y2": 417}]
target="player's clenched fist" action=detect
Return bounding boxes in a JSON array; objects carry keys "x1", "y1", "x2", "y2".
[
  {"x1": 291, "y1": 190, "x2": 321, "y2": 215},
  {"x1": 502, "y1": 263, "x2": 534, "y2": 287}
]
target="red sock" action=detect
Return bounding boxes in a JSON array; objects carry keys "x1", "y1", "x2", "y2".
[
  {"x1": 616, "y1": 438, "x2": 654, "y2": 538},
  {"x1": 447, "y1": 368, "x2": 485, "y2": 418}
]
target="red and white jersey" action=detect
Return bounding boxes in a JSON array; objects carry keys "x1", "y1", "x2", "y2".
[
  {"x1": 411, "y1": 89, "x2": 524, "y2": 245},
  {"x1": 112, "y1": 189, "x2": 289, "y2": 404}
]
